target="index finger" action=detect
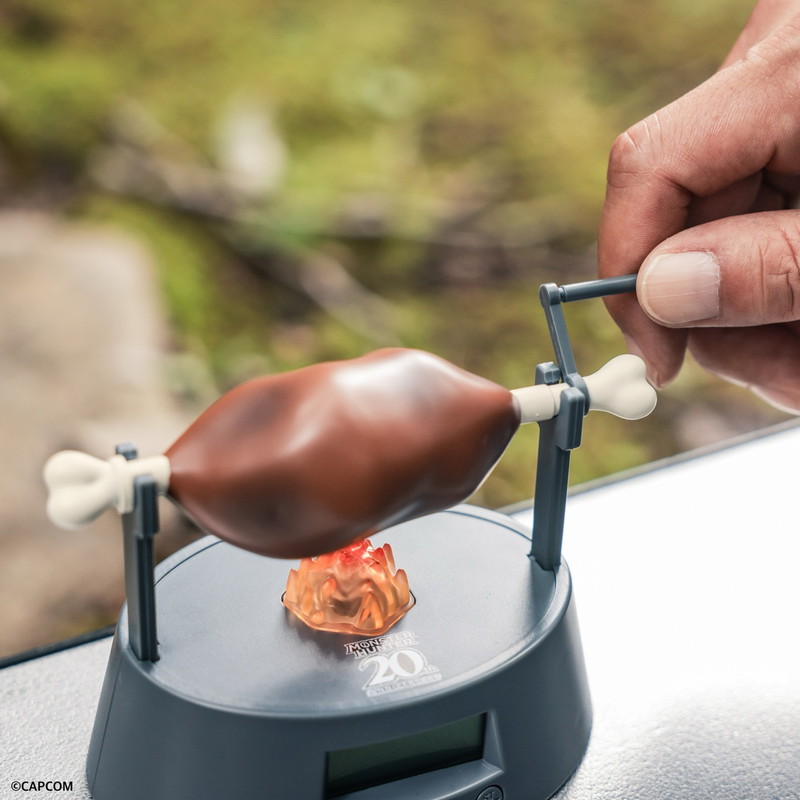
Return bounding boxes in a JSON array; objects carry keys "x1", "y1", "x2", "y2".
[{"x1": 598, "y1": 22, "x2": 800, "y2": 384}]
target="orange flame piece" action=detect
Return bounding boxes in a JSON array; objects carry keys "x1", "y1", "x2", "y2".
[{"x1": 283, "y1": 539, "x2": 414, "y2": 635}]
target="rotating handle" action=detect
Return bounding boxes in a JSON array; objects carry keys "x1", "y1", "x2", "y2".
[{"x1": 530, "y1": 274, "x2": 653, "y2": 571}]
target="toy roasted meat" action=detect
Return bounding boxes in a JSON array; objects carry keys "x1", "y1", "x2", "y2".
[
  {"x1": 44, "y1": 347, "x2": 655, "y2": 559},
  {"x1": 45, "y1": 349, "x2": 516, "y2": 558},
  {"x1": 165, "y1": 348, "x2": 518, "y2": 558}
]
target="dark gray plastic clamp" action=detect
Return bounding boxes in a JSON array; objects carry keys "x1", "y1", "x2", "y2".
[
  {"x1": 531, "y1": 274, "x2": 637, "y2": 571},
  {"x1": 116, "y1": 443, "x2": 160, "y2": 662}
]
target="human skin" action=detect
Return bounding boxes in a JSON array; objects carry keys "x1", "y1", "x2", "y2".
[{"x1": 599, "y1": 0, "x2": 800, "y2": 412}]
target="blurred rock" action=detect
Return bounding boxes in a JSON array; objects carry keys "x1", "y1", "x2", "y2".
[{"x1": 215, "y1": 97, "x2": 287, "y2": 202}]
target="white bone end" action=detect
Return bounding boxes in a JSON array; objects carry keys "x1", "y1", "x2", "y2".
[
  {"x1": 510, "y1": 384, "x2": 563, "y2": 424},
  {"x1": 43, "y1": 451, "x2": 170, "y2": 529},
  {"x1": 584, "y1": 354, "x2": 657, "y2": 420}
]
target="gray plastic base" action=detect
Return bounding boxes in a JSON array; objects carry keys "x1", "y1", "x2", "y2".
[{"x1": 86, "y1": 506, "x2": 591, "y2": 800}]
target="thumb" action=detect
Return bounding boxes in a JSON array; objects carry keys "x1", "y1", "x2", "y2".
[{"x1": 636, "y1": 211, "x2": 800, "y2": 327}]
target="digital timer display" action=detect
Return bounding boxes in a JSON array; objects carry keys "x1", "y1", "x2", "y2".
[{"x1": 326, "y1": 713, "x2": 486, "y2": 796}]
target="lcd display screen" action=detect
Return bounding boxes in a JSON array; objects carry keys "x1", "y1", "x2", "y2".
[{"x1": 326, "y1": 713, "x2": 486, "y2": 797}]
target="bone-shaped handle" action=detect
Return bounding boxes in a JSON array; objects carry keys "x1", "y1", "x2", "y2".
[
  {"x1": 584, "y1": 353, "x2": 657, "y2": 419},
  {"x1": 511, "y1": 354, "x2": 656, "y2": 423},
  {"x1": 44, "y1": 451, "x2": 171, "y2": 529}
]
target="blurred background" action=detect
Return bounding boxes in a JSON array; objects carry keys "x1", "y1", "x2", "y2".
[{"x1": 0, "y1": 0, "x2": 787, "y2": 659}]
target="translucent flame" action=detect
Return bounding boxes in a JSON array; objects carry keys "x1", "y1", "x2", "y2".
[{"x1": 283, "y1": 539, "x2": 414, "y2": 635}]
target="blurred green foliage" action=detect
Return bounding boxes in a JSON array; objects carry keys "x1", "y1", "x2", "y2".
[
  {"x1": 0, "y1": 0, "x2": 788, "y2": 508},
  {"x1": 0, "y1": 0, "x2": 752, "y2": 206}
]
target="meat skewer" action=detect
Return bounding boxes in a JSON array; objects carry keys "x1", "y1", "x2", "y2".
[{"x1": 44, "y1": 347, "x2": 654, "y2": 559}]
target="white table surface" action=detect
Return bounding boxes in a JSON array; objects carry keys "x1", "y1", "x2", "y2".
[{"x1": 3, "y1": 421, "x2": 800, "y2": 799}]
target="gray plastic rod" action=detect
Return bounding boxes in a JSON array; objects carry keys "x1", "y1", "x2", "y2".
[
  {"x1": 117, "y1": 444, "x2": 159, "y2": 663},
  {"x1": 558, "y1": 274, "x2": 637, "y2": 303}
]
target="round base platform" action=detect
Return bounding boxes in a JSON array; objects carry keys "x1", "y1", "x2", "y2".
[{"x1": 87, "y1": 505, "x2": 591, "y2": 800}]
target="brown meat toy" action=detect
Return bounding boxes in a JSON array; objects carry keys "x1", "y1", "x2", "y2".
[
  {"x1": 44, "y1": 348, "x2": 655, "y2": 558},
  {"x1": 166, "y1": 348, "x2": 518, "y2": 557}
]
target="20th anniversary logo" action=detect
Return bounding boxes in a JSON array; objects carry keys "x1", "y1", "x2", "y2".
[{"x1": 344, "y1": 631, "x2": 441, "y2": 697}]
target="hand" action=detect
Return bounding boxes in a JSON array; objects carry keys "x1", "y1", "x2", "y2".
[{"x1": 599, "y1": 1, "x2": 800, "y2": 412}]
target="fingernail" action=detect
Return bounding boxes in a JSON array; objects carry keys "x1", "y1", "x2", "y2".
[{"x1": 639, "y1": 251, "x2": 720, "y2": 324}]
